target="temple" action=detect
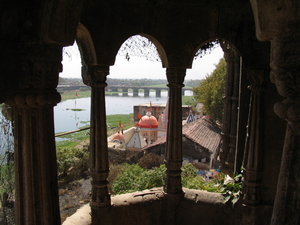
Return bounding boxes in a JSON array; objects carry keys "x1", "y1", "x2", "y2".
[{"x1": 1, "y1": 1, "x2": 300, "y2": 224}]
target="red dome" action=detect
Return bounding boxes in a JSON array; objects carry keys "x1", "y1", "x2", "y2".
[
  {"x1": 138, "y1": 112, "x2": 158, "y2": 128},
  {"x1": 111, "y1": 132, "x2": 124, "y2": 141}
]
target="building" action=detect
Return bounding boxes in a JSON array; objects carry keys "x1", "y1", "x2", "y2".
[
  {"x1": 135, "y1": 111, "x2": 159, "y2": 146},
  {"x1": 125, "y1": 128, "x2": 148, "y2": 151},
  {"x1": 133, "y1": 103, "x2": 191, "y2": 122},
  {"x1": 144, "y1": 118, "x2": 222, "y2": 170},
  {"x1": 1, "y1": 1, "x2": 299, "y2": 224}
]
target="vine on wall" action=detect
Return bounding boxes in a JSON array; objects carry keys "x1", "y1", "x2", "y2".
[{"x1": 0, "y1": 104, "x2": 15, "y2": 225}]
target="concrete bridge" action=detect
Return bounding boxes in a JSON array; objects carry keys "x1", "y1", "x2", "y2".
[
  {"x1": 105, "y1": 85, "x2": 193, "y2": 97},
  {"x1": 57, "y1": 85, "x2": 193, "y2": 97}
]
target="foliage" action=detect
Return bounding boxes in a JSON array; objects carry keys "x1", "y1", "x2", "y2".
[
  {"x1": 118, "y1": 35, "x2": 219, "y2": 62},
  {"x1": 112, "y1": 163, "x2": 231, "y2": 196},
  {"x1": 182, "y1": 96, "x2": 197, "y2": 108},
  {"x1": 194, "y1": 40, "x2": 220, "y2": 59},
  {"x1": 220, "y1": 173, "x2": 243, "y2": 206},
  {"x1": 181, "y1": 163, "x2": 223, "y2": 192},
  {"x1": 107, "y1": 164, "x2": 125, "y2": 194},
  {"x1": 79, "y1": 87, "x2": 90, "y2": 92},
  {"x1": 184, "y1": 79, "x2": 202, "y2": 88},
  {"x1": 118, "y1": 35, "x2": 161, "y2": 62},
  {"x1": 138, "y1": 153, "x2": 161, "y2": 169},
  {"x1": 193, "y1": 58, "x2": 226, "y2": 123},
  {"x1": 58, "y1": 76, "x2": 67, "y2": 84},
  {"x1": 112, "y1": 164, "x2": 166, "y2": 195},
  {"x1": 0, "y1": 104, "x2": 15, "y2": 225},
  {"x1": 56, "y1": 147, "x2": 89, "y2": 183}
]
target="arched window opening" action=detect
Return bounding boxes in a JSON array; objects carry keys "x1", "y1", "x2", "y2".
[
  {"x1": 56, "y1": 36, "x2": 244, "y2": 211},
  {"x1": 184, "y1": 40, "x2": 226, "y2": 189},
  {"x1": 107, "y1": 35, "x2": 168, "y2": 195},
  {"x1": 186, "y1": 39, "x2": 245, "y2": 200}
]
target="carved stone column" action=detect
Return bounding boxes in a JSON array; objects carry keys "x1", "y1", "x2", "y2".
[
  {"x1": 82, "y1": 65, "x2": 111, "y2": 212},
  {"x1": 243, "y1": 70, "x2": 267, "y2": 206},
  {"x1": 219, "y1": 41, "x2": 240, "y2": 174},
  {"x1": 164, "y1": 68, "x2": 185, "y2": 195},
  {"x1": 5, "y1": 42, "x2": 62, "y2": 225},
  {"x1": 270, "y1": 28, "x2": 300, "y2": 225}
]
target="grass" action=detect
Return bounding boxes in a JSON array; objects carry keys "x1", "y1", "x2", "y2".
[
  {"x1": 59, "y1": 90, "x2": 91, "y2": 101},
  {"x1": 182, "y1": 96, "x2": 197, "y2": 107},
  {"x1": 70, "y1": 108, "x2": 85, "y2": 111},
  {"x1": 55, "y1": 114, "x2": 134, "y2": 149},
  {"x1": 56, "y1": 90, "x2": 196, "y2": 149},
  {"x1": 56, "y1": 124, "x2": 91, "y2": 149}
]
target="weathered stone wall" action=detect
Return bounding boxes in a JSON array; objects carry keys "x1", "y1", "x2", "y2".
[{"x1": 63, "y1": 188, "x2": 242, "y2": 225}]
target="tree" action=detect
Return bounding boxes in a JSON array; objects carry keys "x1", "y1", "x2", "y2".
[{"x1": 193, "y1": 58, "x2": 226, "y2": 123}]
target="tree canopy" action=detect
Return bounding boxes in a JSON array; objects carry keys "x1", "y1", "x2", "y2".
[{"x1": 193, "y1": 58, "x2": 226, "y2": 123}]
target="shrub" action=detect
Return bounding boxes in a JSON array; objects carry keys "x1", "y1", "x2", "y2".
[
  {"x1": 112, "y1": 164, "x2": 145, "y2": 194},
  {"x1": 138, "y1": 152, "x2": 161, "y2": 169},
  {"x1": 112, "y1": 164, "x2": 166, "y2": 195},
  {"x1": 56, "y1": 147, "x2": 89, "y2": 183},
  {"x1": 111, "y1": 163, "x2": 227, "y2": 195},
  {"x1": 107, "y1": 164, "x2": 125, "y2": 194},
  {"x1": 135, "y1": 164, "x2": 166, "y2": 190},
  {"x1": 181, "y1": 164, "x2": 224, "y2": 192}
]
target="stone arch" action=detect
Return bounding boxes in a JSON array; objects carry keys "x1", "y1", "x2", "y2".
[
  {"x1": 114, "y1": 33, "x2": 168, "y2": 69},
  {"x1": 76, "y1": 23, "x2": 97, "y2": 65},
  {"x1": 191, "y1": 38, "x2": 244, "y2": 174},
  {"x1": 139, "y1": 33, "x2": 169, "y2": 68}
]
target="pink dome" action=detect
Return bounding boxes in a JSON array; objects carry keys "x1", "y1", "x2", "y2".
[
  {"x1": 111, "y1": 131, "x2": 124, "y2": 141},
  {"x1": 137, "y1": 112, "x2": 158, "y2": 128}
]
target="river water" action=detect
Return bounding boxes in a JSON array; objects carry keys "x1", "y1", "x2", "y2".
[
  {"x1": 0, "y1": 90, "x2": 192, "y2": 147},
  {"x1": 54, "y1": 91, "x2": 176, "y2": 134}
]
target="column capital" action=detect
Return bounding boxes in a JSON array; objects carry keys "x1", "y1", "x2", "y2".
[
  {"x1": 82, "y1": 64, "x2": 109, "y2": 88},
  {"x1": 166, "y1": 68, "x2": 186, "y2": 88},
  {"x1": 5, "y1": 42, "x2": 62, "y2": 107},
  {"x1": 6, "y1": 91, "x2": 61, "y2": 108},
  {"x1": 18, "y1": 42, "x2": 63, "y2": 90},
  {"x1": 270, "y1": 27, "x2": 300, "y2": 126},
  {"x1": 247, "y1": 70, "x2": 268, "y2": 92}
]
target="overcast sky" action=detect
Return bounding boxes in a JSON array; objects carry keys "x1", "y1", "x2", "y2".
[{"x1": 60, "y1": 43, "x2": 224, "y2": 80}]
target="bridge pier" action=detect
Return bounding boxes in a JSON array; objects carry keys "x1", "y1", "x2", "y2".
[
  {"x1": 144, "y1": 88, "x2": 150, "y2": 97},
  {"x1": 156, "y1": 89, "x2": 161, "y2": 97},
  {"x1": 122, "y1": 88, "x2": 128, "y2": 96},
  {"x1": 182, "y1": 89, "x2": 185, "y2": 96},
  {"x1": 133, "y1": 88, "x2": 139, "y2": 96}
]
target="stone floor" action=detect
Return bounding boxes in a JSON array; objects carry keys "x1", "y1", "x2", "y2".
[{"x1": 59, "y1": 178, "x2": 92, "y2": 223}]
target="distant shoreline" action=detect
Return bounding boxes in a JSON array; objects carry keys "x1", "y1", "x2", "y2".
[{"x1": 58, "y1": 89, "x2": 196, "y2": 107}]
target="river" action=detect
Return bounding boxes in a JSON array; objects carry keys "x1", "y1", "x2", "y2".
[
  {"x1": 54, "y1": 91, "x2": 178, "y2": 134},
  {"x1": 0, "y1": 90, "x2": 192, "y2": 148}
]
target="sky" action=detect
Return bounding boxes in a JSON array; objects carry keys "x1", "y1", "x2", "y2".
[{"x1": 60, "y1": 43, "x2": 224, "y2": 80}]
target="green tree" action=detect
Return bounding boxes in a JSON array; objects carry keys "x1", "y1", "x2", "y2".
[{"x1": 193, "y1": 58, "x2": 226, "y2": 123}]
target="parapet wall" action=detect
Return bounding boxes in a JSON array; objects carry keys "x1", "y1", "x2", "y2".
[{"x1": 63, "y1": 188, "x2": 242, "y2": 225}]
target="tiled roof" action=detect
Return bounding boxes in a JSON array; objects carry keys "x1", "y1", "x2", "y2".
[
  {"x1": 182, "y1": 118, "x2": 221, "y2": 153},
  {"x1": 143, "y1": 118, "x2": 221, "y2": 153},
  {"x1": 143, "y1": 135, "x2": 166, "y2": 149}
]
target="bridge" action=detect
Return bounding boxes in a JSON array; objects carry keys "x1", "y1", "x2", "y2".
[
  {"x1": 105, "y1": 85, "x2": 193, "y2": 97},
  {"x1": 57, "y1": 85, "x2": 193, "y2": 97}
]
